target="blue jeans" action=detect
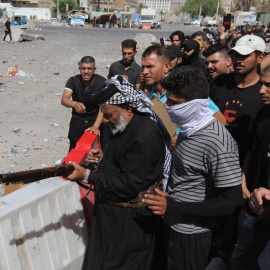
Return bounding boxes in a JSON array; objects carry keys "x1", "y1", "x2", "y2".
[{"x1": 231, "y1": 214, "x2": 270, "y2": 270}]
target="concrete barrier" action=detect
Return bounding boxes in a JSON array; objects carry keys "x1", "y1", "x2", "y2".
[
  {"x1": 0, "y1": 178, "x2": 88, "y2": 270},
  {"x1": 135, "y1": 33, "x2": 160, "y2": 49}
]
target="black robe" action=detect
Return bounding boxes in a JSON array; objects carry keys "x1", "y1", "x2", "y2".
[{"x1": 82, "y1": 112, "x2": 166, "y2": 270}]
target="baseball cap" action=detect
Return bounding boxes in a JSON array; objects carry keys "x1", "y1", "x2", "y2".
[
  {"x1": 182, "y1": 39, "x2": 199, "y2": 51},
  {"x1": 229, "y1": 35, "x2": 265, "y2": 55},
  {"x1": 166, "y1": 45, "x2": 183, "y2": 59}
]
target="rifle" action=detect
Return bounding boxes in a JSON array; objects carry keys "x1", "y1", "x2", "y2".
[
  {"x1": 0, "y1": 132, "x2": 100, "y2": 187},
  {"x1": 0, "y1": 164, "x2": 75, "y2": 185}
]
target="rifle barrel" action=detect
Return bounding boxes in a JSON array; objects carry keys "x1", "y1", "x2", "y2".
[{"x1": 0, "y1": 164, "x2": 74, "y2": 185}]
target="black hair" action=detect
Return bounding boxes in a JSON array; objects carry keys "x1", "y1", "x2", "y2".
[
  {"x1": 254, "y1": 50, "x2": 264, "y2": 57},
  {"x1": 142, "y1": 45, "x2": 171, "y2": 63},
  {"x1": 203, "y1": 44, "x2": 229, "y2": 58},
  {"x1": 262, "y1": 64, "x2": 270, "y2": 75},
  {"x1": 169, "y1": 31, "x2": 185, "y2": 43},
  {"x1": 121, "y1": 39, "x2": 137, "y2": 51},
  {"x1": 191, "y1": 31, "x2": 206, "y2": 41},
  {"x1": 161, "y1": 66, "x2": 209, "y2": 101},
  {"x1": 80, "y1": 56, "x2": 95, "y2": 65}
]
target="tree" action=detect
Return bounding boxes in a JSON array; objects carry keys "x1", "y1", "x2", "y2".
[
  {"x1": 137, "y1": 2, "x2": 148, "y2": 13},
  {"x1": 175, "y1": 6, "x2": 182, "y2": 16},
  {"x1": 233, "y1": 0, "x2": 260, "y2": 11},
  {"x1": 0, "y1": 8, "x2": 6, "y2": 18},
  {"x1": 257, "y1": 4, "x2": 270, "y2": 11},
  {"x1": 52, "y1": 0, "x2": 81, "y2": 16},
  {"x1": 183, "y1": 0, "x2": 224, "y2": 18}
]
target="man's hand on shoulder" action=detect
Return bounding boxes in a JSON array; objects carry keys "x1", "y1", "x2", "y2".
[
  {"x1": 73, "y1": 101, "x2": 86, "y2": 114},
  {"x1": 142, "y1": 188, "x2": 170, "y2": 215}
]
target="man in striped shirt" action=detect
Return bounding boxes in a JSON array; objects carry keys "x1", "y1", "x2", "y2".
[{"x1": 143, "y1": 66, "x2": 242, "y2": 270}]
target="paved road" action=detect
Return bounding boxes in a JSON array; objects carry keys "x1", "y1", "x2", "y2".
[{"x1": 32, "y1": 21, "x2": 202, "y2": 40}]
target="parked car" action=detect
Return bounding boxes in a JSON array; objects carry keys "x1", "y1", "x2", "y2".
[
  {"x1": 191, "y1": 19, "x2": 201, "y2": 25},
  {"x1": 200, "y1": 17, "x2": 217, "y2": 27},
  {"x1": 184, "y1": 18, "x2": 191, "y2": 25}
]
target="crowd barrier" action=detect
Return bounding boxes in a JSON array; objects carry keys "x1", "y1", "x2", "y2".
[{"x1": 0, "y1": 178, "x2": 89, "y2": 270}]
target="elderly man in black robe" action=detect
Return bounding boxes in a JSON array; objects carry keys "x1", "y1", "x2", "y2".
[{"x1": 67, "y1": 75, "x2": 171, "y2": 270}]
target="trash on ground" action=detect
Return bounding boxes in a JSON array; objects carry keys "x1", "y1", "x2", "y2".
[
  {"x1": 50, "y1": 123, "x2": 59, "y2": 127},
  {"x1": 56, "y1": 135, "x2": 64, "y2": 141},
  {"x1": 12, "y1": 128, "x2": 21, "y2": 133},
  {"x1": 56, "y1": 93, "x2": 62, "y2": 96},
  {"x1": 44, "y1": 138, "x2": 49, "y2": 142},
  {"x1": 55, "y1": 159, "x2": 64, "y2": 165}
]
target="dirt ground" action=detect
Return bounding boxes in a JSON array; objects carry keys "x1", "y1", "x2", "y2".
[{"x1": 0, "y1": 22, "x2": 198, "y2": 175}]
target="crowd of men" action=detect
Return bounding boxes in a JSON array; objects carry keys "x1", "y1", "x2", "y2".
[{"x1": 61, "y1": 25, "x2": 270, "y2": 270}]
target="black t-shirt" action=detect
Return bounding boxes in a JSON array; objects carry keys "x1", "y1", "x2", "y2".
[
  {"x1": 210, "y1": 73, "x2": 263, "y2": 165},
  {"x1": 65, "y1": 74, "x2": 106, "y2": 120},
  {"x1": 247, "y1": 105, "x2": 270, "y2": 192},
  {"x1": 5, "y1": 21, "x2": 11, "y2": 32},
  {"x1": 108, "y1": 60, "x2": 142, "y2": 87}
]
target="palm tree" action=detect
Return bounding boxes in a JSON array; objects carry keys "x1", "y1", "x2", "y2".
[{"x1": 234, "y1": 0, "x2": 260, "y2": 11}]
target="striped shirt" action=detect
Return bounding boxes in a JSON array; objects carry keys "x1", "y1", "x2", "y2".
[{"x1": 164, "y1": 120, "x2": 242, "y2": 234}]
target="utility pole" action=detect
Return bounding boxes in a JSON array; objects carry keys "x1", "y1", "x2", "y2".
[
  {"x1": 57, "y1": 0, "x2": 59, "y2": 20},
  {"x1": 216, "y1": 1, "x2": 219, "y2": 20},
  {"x1": 199, "y1": 2, "x2": 202, "y2": 18}
]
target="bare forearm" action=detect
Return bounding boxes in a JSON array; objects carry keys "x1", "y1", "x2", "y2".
[
  {"x1": 92, "y1": 108, "x2": 103, "y2": 128},
  {"x1": 61, "y1": 97, "x2": 75, "y2": 108}
]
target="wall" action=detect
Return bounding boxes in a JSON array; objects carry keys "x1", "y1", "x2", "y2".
[{"x1": 6, "y1": 7, "x2": 51, "y2": 20}]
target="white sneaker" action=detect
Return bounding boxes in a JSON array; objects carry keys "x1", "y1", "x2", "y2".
[{"x1": 205, "y1": 257, "x2": 226, "y2": 270}]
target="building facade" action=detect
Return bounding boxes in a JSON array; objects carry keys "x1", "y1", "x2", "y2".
[
  {"x1": 1, "y1": 0, "x2": 54, "y2": 8},
  {"x1": 139, "y1": 0, "x2": 171, "y2": 13},
  {"x1": 170, "y1": 0, "x2": 184, "y2": 14},
  {"x1": 221, "y1": 0, "x2": 232, "y2": 14}
]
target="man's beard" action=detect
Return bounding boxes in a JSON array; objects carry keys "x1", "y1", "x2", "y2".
[
  {"x1": 111, "y1": 110, "x2": 128, "y2": 135},
  {"x1": 233, "y1": 63, "x2": 257, "y2": 77}
]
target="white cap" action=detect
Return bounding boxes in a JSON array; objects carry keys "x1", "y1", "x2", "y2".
[{"x1": 229, "y1": 35, "x2": 265, "y2": 55}]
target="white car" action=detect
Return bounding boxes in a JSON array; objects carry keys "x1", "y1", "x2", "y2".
[
  {"x1": 191, "y1": 19, "x2": 201, "y2": 25},
  {"x1": 200, "y1": 17, "x2": 217, "y2": 27}
]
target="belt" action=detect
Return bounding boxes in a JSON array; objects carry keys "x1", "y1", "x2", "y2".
[{"x1": 99, "y1": 181, "x2": 163, "y2": 208}]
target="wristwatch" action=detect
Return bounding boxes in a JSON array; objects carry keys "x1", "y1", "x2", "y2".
[{"x1": 81, "y1": 169, "x2": 91, "y2": 184}]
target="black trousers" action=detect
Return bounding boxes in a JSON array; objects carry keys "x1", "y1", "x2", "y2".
[
  {"x1": 3, "y1": 31, "x2": 12, "y2": 41},
  {"x1": 68, "y1": 116, "x2": 112, "y2": 152},
  {"x1": 165, "y1": 226, "x2": 212, "y2": 270},
  {"x1": 82, "y1": 196, "x2": 160, "y2": 270}
]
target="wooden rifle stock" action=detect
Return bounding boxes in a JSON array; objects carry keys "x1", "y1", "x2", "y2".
[{"x1": 0, "y1": 164, "x2": 74, "y2": 185}]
